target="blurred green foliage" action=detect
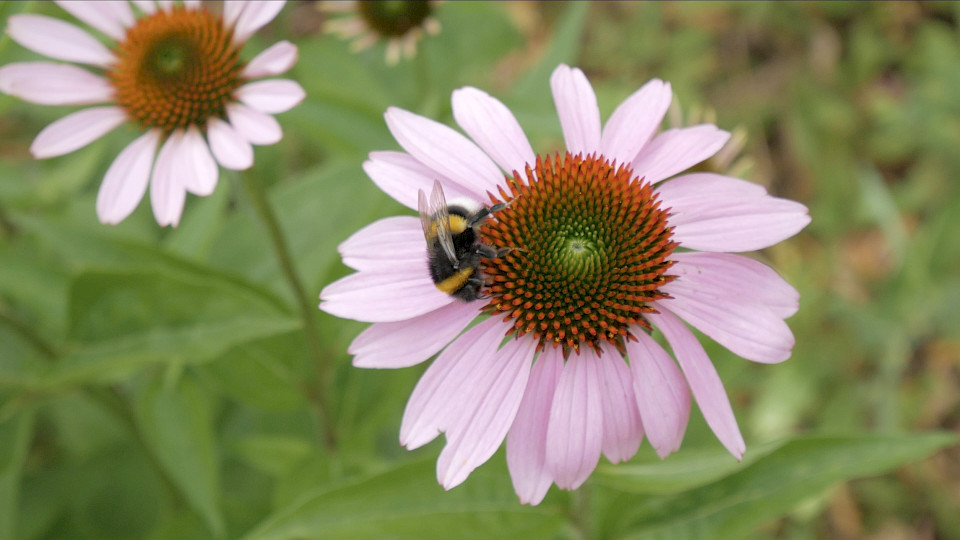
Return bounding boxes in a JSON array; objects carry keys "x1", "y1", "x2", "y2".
[{"x1": 1, "y1": 1, "x2": 959, "y2": 539}]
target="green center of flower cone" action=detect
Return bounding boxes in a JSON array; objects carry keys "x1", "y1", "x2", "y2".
[
  {"x1": 481, "y1": 152, "x2": 678, "y2": 356},
  {"x1": 358, "y1": 0, "x2": 432, "y2": 37},
  {"x1": 108, "y1": 6, "x2": 244, "y2": 133}
]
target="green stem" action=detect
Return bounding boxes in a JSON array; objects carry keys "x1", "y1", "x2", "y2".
[{"x1": 240, "y1": 171, "x2": 338, "y2": 452}]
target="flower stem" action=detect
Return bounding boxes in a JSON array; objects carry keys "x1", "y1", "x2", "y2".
[{"x1": 240, "y1": 171, "x2": 338, "y2": 452}]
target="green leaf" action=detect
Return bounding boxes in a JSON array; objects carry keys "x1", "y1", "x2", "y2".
[
  {"x1": 233, "y1": 434, "x2": 315, "y2": 478},
  {"x1": 242, "y1": 458, "x2": 564, "y2": 540},
  {"x1": 135, "y1": 374, "x2": 224, "y2": 538},
  {"x1": 194, "y1": 332, "x2": 308, "y2": 412},
  {"x1": 22, "y1": 269, "x2": 299, "y2": 390},
  {"x1": 593, "y1": 440, "x2": 784, "y2": 495},
  {"x1": 604, "y1": 432, "x2": 957, "y2": 540},
  {"x1": 0, "y1": 410, "x2": 33, "y2": 540}
]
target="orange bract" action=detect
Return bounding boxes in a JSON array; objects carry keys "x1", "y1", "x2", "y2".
[
  {"x1": 481, "y1": 152, "x2": 677, "y2": 356},
  {"x1": 108, "y1": 6, "x2": 244, "y2": 132}
]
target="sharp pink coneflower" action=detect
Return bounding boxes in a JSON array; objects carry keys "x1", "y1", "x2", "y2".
[
  {"x1": 320, "y1": 64, "x2": 810, "y2": 505},
  {"x1": 0, "y1": 0, "x2": 305, "y2": 226}
]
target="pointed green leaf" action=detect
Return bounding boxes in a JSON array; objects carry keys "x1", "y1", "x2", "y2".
[
  {"x1": 135, "y1": 374, "x2": 224, "y2": 538},
  {"x1": 605, "y1": 433, "x2": 957, "y2": 540},
  {"x1": 242, "y1": 458, "x2": 564, "y2": 540},
  {"x1": 0, "y1": 410, "x2": 33, "y2": 540}
]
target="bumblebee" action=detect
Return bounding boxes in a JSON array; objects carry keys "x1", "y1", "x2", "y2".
[{"x1": 419, "y1": 180, "x2": 508, "y2": 302}]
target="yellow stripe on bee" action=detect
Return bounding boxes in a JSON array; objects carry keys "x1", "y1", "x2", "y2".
[
  {"x1": 436, "y1": 267, "x2": 475, "y2": 295},
  {"x1": 429, "y1": 215, "x2": 469, "y2": 238}
]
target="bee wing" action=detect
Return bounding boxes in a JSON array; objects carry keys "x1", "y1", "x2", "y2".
[
  {"x1": 418, "y1": 187, "x2": 434, "y2": 244},
  {"x1": 420, "y1": 180, "x2": 458, "y2": 264}
]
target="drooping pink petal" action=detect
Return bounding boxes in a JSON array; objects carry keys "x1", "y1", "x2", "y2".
[
  {"x1": 177, "y1": 125, "x2": 218, "y2": 196},
  {"x1": 647, "y1": 308, "x2": 746, "y2": 460},
  {"x1": 362, "y1": 152, "x2": 480, "y2": 210},
  {"x1": 183, "y1": 0, "x2": 201, "y2": 8},
  {"x1": 0, "y1": 62, "x2": 112, "y2": 105},
  {"x1": 338, "y1": 216, "x2": 424, "y2": 271},
  {"x1": 30, "y1": 106, "x2": 126, "y2": 159},
  {"x1": 451, "y1": 87, "x2": 535, "y2": 176},
  {"x1": 350, "y1": 302, "x2": 478, "y2": 368},
  {"x1": 507, "y1": 347, "x2": 562, "y2": 505},
  {"x1": 599, "y1": 78, "x2": 672, "y2": 166},
  {"x1": 320, "y1": 268, "x2": 453, "y2": 323},
  {"x1": 156, "y1": 1, "x2": 173, "y2": 11},
  {"x1": 658, "y1": 279, "x2": 796, "y2": 364},
  {"x1": 596, "y1": 342, "x2": 644, "y2": 464},
  {"x1": 235, "y1": 79, "x2": 305, "y2": 114},
  {"x1": 384, "y1": 107, "x2": 505, "y2": 197},
  {"x1": 149, "y1": 131, "x2": 187, "y2": 227},
  {"x1": 437, "y1": 336, "x2": 536, "y2": 489},
  {"x1": 631, "y1": 125, "x2": 730, "y2": 185},
  {"x1": 550, "y1": 64, "x2": 601, "y2": 156},
  {"x1": 656, "y1": 173, "x2": 811, "y2": 252},
  {"x1": 131, "y1": 1, "x2": 157, "y2": 15},
  {"x1": 546, "y1": 350, "x2": 604, "y2": 490},
  {"x1": 226, "y1": 103, "x2": 283, "y2": 146},
  {"x1": 97, "y1": 130, "x2": 160, "y2": 225},
  {"x1": 399, "y1": 319, "x2": 503, "y2": 449},
  {"x1": 7, "y1": 15, "x2": 114, "y2": 67},
  {"x1": 54, "y1": 1, "x2": 134, "y2": 40},
  {"x1": 668, "y1": 252, "x2": 799, "y2": 319},
  {"x1": 242, "y1": 40, "x2": 298, "y2": 78},
  {"x1": 206, "y1": 117, "x2": 253, "y2": 170},
  {"x1": 626, "y1": 331, "x2": 691, "y2": 459},
  {"x1": 232, "y1": 0, "x2": 286, "y2": 43}
]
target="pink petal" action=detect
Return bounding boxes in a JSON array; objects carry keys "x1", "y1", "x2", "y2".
[
  {"x1": 235, "y1": 79, "x2": 305, "y2": 114},
  {"x1": 7, "y1": 15, "x2": 114, "y2": 67},
  {"x1": 399, "y1": 319, "x2": 503, "y2": 449},
  {"x1": 451, "y1": 87, "x2": 535, "y2": 176},
  {"x1": 631, "y1": 125, "x2": 730, "y2": 185},
  {"x1": 647, "y1": 308, "x2": 745, "y2": 460},
  {"x1": 507, "y1": 347, "x2": 563, "y2": 505},
  {"x1": 658, "y1": 279, "x2": 796, "y2": 364},
  {"x1": 599, "y1": 78, "x2": 672, "y2": 166},
  {"x1": 668, "y1": 252, "x2": 799, "y2": 319},
  {"x1": 437, "y1": 336, "x2": 536, "y2": 489},
  {"x1": 150, "y1": 131, "x2": 187, "y2": 227},
  {"x1": 183, "y1": 0, "x2": 201, "y2": 8},
  {"x1": 226, "y1": 103, "x2": 283, "y2": 146},
  {"x1": 363, "y1": 151, "x2": 479, "y2": 210},
  {"x1": 177, "y1": 125, "x2": 218, "y2": 196},
  {"x1": 596, "y1": 342, "x2": 644, "y2": 464},
  {"x1": 156, "y1": 1, "x2": 173, "y2": 10},
  {"x1": 30, "y1": 106, "x2": 126, "y2": 159},
  {"x1": 626, "y1": 331, "x2": 691, "y2": 459},
  {"x1": 242, "y1": 40, "x2": 298, "y2": 78},
  {"x1": 131, "y1": 0, "x2": 157, "y2": 14},
  {"x1": 232, "y1": 0, "x2": 286, "y2": 43},
  {"x1": 96, "y1": 130, "x2": 159, "y2": 225},
  {"x1": 320, "y1": 268, "x2": 453, "y2": 323},
  {"x1": 546, "y1": 350, "x2": 604, "y2": 490},
  {"x1": 657, "y1": 173, "x2": 811, "y2": 252},
  {"x1": 338, "y1": 216, "x2": 424, "y2": 271},
  {"x1": 384, "y1": 107, "x2": 505, "y2": 197},
  {"x1": 222, "y1": 0, "x2": 246, "y2": 27},
  {"x1": 54, "y1": 1, "x2": 134, "y2": 40},
  {"x1": 550, "y1": 64, "x2": 601, "y2": 156},
  {"x1": 0, "y1": 62, "x2": 112, "y2": 105},
  {"x1": 206, "y1": 118, "x2": 253, "y2": 170},
  {"x1": 350, "y1": 302, "x2": 478, "y2": 368}
]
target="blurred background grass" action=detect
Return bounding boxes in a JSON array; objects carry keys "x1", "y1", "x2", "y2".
[{"x1": 1, "y1": 1, "x2": 959, "y2": 539}]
